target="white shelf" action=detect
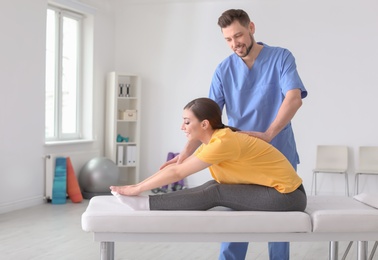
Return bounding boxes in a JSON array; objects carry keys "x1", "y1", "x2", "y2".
[
  {"x1": 116, "y1": 142, "x2": 137, "y2": 145},
  {"x1": 105, "y1": 72, "x2": 141, "y2": 185},
  {"x1": 118, "y1": 97, "x2": 137, "y2": 100},
  {"x1": 118, "y1": 165, "x2": 137, "y2": 168}
]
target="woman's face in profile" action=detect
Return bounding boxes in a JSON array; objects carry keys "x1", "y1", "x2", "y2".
[{"x1": 181, "y1": 109, "x2": 203, "y2": 141}]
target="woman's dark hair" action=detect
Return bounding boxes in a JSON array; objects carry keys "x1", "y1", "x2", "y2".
[
  {"x1": 218, "y1": 9, "x2": 251, "y2": 29},
  {"x1": 184, "y1": 98, "x2": 240, "y2": 132}
]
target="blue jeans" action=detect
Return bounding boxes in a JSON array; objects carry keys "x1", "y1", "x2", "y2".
[{"x1": 219, "y1": 242, "x2": 289, "y2": 260}]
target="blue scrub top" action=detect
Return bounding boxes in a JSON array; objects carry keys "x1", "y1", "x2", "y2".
[{"x1": 209, "y1": 43, "x2": 307, "y2": 168}]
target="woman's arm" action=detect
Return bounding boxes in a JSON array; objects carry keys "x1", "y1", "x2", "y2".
[
  {"x1": 110, "y1": 155, "x2": 211, "y2": 196},
  {"x1": 159, "y1": 139, "x2": 201, "y2": 169}
]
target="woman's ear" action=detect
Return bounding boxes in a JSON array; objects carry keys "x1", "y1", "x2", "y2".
[{"x1": 201, "y1": 120, "x2": 210, "y2": 129}]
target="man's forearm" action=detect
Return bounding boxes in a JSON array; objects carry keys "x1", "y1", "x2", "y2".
[{"x1": 265, "y1": 89, "x2": 303, "y2": 141}]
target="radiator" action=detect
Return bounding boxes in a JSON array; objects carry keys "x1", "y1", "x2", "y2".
[{"x1": 44, "y1": 150, "x2": 100, "y2": 201}]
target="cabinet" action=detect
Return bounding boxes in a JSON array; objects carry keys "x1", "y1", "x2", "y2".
[{"x1": 105, "y1": 72, "x2": 141, "y2": 185}]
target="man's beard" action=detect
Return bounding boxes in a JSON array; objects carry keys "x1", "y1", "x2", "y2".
[{"x1": 237, "y1": 34, "x2": 254, "y2": 58}]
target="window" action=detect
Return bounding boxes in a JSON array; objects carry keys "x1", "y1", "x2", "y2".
[{"x1": 45, "y1": 6, "x2": 83, "y2": 141}]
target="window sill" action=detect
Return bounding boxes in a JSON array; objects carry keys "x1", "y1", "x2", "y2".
[{"x1": 45, "y1": 139, "x2": 94, "y2": 146}]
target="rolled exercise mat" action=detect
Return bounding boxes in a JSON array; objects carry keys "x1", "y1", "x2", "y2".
[
  {"x1": 66, "y1": 157, "x2": 83, "y2": 203},
  {"x1": 52, "y1": 157, "x2": 67, "y2": 204}
]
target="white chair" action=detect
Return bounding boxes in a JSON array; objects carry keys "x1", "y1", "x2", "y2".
[
  {"x1": 354, "y1": 146, "x2": 378, "y2": 195},
  {"x1": 311, "y1": 145, "x2": 349, "y2": 196}
]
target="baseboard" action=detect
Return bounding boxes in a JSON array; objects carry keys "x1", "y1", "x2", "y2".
[{"x1": 0, "y1": 195, "x2": 44, "y2": 214}]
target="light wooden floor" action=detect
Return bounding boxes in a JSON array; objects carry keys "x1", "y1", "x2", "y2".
[{"x1": 0, "y1": 199, "x2": 377, "y2": 260}]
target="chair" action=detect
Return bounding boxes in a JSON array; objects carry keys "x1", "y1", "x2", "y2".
[
  {"x1": 311, "y1": 145, "x2": 349, "y2": 196},
  {"x1": 354, "y1": 146, "x2": 378, "y2": 195}
]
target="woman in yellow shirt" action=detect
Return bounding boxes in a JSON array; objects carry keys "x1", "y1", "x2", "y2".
[{"x1": 110, "y1": 98, "x2": 306, "y2": 211}]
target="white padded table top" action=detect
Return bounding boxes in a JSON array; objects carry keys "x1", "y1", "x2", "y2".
[
  {"x1": 305, "y1": 196, "x2": 378, "y2": 232},
  {"x1": 81, "y1": 196, "x2": 312, "y2": 234}
]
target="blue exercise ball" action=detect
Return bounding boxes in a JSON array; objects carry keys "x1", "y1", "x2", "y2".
[{"x1": 79, "y1": 157, "x2": 119, "y2": 193}]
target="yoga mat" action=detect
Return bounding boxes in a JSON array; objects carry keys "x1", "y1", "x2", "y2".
[
  {"x1": 52, "y1": 157, "x2": 67, "y2": 204},
  {"x1": 66, "y1": 157, "x2": 83, "y2": 203}
]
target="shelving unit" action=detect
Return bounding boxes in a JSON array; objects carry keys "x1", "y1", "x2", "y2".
[{"x1": 105, "y1": 72, "x2": 141, "y2": 185}]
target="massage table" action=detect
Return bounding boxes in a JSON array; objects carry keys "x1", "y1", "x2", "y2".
[{"x1": 81, "y1": 194, "x2": 378, "y2": 260}]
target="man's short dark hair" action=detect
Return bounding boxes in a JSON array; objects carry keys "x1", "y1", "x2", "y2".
[{"x1": 218, "y1": 9, "x2": 251, "y2": 29}]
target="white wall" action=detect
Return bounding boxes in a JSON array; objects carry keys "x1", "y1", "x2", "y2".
[
  {"x1": 0, "y1": 0, "x2": 116, "y2": 213},
  {"x1": 114, "y1": 0, "x2": 378, "y2": 195},
  {"x1": 0, "y1": 0, "x2": 46, "y2": 213}
]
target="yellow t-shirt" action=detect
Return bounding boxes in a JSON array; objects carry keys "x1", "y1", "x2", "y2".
[{"x1": 194, "y1": 128, "x2": 302, "y2": 193}]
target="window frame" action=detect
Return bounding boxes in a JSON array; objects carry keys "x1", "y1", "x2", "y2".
[{"x1": 45, "y1": 5, "x2": 84, "y2": 142}]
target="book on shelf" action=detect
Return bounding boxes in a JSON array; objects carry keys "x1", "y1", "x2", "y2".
[
  {"x1": 126, "y1": 146, "x2": 137, "y2": 166},
  {"x1": 117, "y1": 146, "x2": 124, "y2": 165}
]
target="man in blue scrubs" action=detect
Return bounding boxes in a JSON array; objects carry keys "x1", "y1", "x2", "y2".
[
  {"x1": 211, "y1": 9, "x2": 307, "y2": 260},
  {"x1": 166, "y1": 8, "x2": 307, "y2": 260}
]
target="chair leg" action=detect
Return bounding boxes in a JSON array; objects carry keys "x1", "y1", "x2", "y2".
[
  {"x1": 315, "y1": 172, "x2": 317, "y2": 195},
  {"x1": 369, "y1": 241, "x2": 378, "y2": 260},
  {"x1": 341, "y1": 241, "x2": 353, "y2": 260},
  {"x1": 355, "y1": 173, "x2": 360, "y2": 195},
  {"x1": 312, "y1": 172, "x2": 318, "y2": 195},
  {"x1": 344, "y1": 172, "x2": 349, "y2": 197}
]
